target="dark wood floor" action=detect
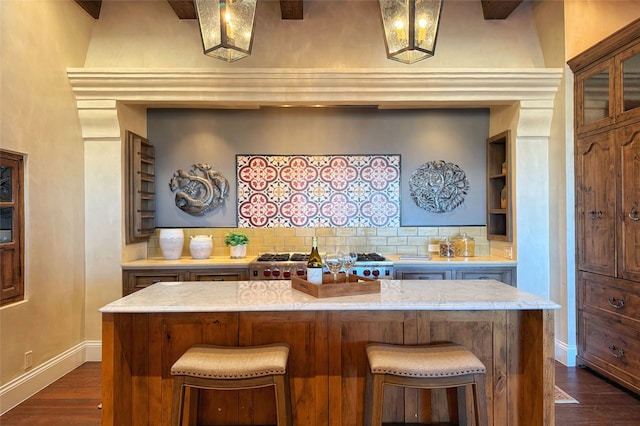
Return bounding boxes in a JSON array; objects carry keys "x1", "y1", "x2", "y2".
[
  {"x1": 554, "y1": 362, "x2": 640, "y2": 425},
  {"x1": 1, "y1": 361, "x2": 639, "y2": 425},
  {"x1": 0, "y1": 362, "x2": 101, "y2": 426}
]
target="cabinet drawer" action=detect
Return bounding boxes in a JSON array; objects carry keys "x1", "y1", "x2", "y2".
[
  {"x1": 189, "y1": 270, "x2": 248, "y2": 281},
  {"x1": 455, "y1": 268, "x2": 514, "y2": 286},
  {"x1": 395, "y1": 270, "x2": 451, "y2": 280},
  {"x1": 581, "y1": 272, "x2": 640, "y2": 324},
  {"x1": 123, "y1": 271, "x2": 185, "y2": 295},
  {"x1": 581, "y1": 313, "x2": 640, "y2": 381}
]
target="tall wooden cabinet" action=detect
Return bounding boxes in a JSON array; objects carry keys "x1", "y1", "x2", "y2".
[{"x1": 569, "y1": 18, "x2": 640, "y2": 394}]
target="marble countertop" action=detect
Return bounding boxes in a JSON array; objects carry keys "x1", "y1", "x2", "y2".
[
  {"x1": 122, "y1": 255, "x2": 516, "y2": 269},
  {"x1": 100, "y1": 279, "x2": 558, "y2": 313}
]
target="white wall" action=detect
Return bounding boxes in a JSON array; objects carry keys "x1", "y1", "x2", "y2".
[{"x1": 0, "y1": 0, "x2": 94, "y2": 403}]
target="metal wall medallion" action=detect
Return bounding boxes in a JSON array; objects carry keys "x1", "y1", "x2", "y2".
[
  {"x1": 409, "y1": 160, "x2": 469, "y2": 213},
  {"x1": 169, "y1": 163, "x2": 229, "y2": 216}
]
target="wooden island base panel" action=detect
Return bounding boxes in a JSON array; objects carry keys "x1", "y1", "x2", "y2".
[{"x1": 100, "y1": 280, "x2": 559, "y2": 426}]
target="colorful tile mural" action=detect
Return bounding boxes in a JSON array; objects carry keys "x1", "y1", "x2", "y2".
[{"x1": 237, "y1": 155, "x2": 401, "y2": 228}]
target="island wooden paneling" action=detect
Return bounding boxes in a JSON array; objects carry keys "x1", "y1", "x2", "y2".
[{"x1": 101, "y1": 309, "x2": 554, "y2": 425}]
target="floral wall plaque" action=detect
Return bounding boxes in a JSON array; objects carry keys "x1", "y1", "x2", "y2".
[
  {"x1": 236, "y1": 155, "x2": 400, "y2": 227},
  {"x1": 408, "y1": 160, "x2": 469, "y2": 213}
]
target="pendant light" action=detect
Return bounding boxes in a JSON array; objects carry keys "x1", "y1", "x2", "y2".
[
  {"x1": 194, "y1": 0, "x2": 257, "y2": 62},
  {"x1": 379, "y1": 0, "x2": 443, "y2": 64}
]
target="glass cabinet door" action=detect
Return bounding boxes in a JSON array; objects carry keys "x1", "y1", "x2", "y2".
[
  {"x1": 580, "y1": 62, "x2": 612, "y2": 128},
  {"x1": 622, "y1": 48, "x2": 640, "y2": 114},
  {"x1": 0, "y1": 164, "x2": 14, "y2": 243}
]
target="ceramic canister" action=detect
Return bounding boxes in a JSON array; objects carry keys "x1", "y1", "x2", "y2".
[
  {"x1": 159, "y1": 228, "x2": 184, "y2": 260},
  {"x1": 190, "y1": 235, "x2": 213, "y2": 259}
]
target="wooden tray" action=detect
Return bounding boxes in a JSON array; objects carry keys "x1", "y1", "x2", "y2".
[{"x1": 291, "y1": 273, "x2": 381, "y2": 298}]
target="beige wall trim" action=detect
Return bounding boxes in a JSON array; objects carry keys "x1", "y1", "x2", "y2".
[{"x1": 67, "y1": 68, "x2": 562, "y2": 107}]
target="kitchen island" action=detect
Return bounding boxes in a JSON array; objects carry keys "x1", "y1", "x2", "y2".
[{"x1": 100, "y1": 279, "x2": 559, "y2": 425}]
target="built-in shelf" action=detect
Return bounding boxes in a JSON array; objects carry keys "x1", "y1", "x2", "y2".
[
  {"x1": 486, "y1": 130, "x2": 512, "y2": 241},
  {"x1": 125, "y1": 130, "x2": 155, "y2": 243}
]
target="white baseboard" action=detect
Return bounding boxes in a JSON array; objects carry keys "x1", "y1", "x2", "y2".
[
  {"x1": 0, "y1": 340, "x2": 102, "y2": 416},
  {"x1": 555, "y1": 339, "x2": 577, "y2": 367}
]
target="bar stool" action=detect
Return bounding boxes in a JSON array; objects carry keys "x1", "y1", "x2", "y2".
[
  {"x1": 365, "y1": 342, "x2": 488, "y2": 426},
  {"x1": 170, "y1": 343, "x2": 292, "y2": 426}
]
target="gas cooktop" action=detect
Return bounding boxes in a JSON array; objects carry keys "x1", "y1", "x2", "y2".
[
  {"x1": 252, "y1": 252, "x2": 388, "y2": 263},
  {"x1": 249, "y1": 252, "x2": 393, "y2": 280},
  {"x1": 254, "y1": 253, "x2": 309, "y2": 262}
]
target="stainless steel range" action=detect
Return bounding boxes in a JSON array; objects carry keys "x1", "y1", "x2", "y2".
[
  {"x1": 248, "y1": 252, "x2": 394, "y2": 280},
  {"x1": 249, "y1": 253, "x2": 309, "y2": 280},
  {"x1": 350, "y1": 253, "x2": 394, "y2": 278}
]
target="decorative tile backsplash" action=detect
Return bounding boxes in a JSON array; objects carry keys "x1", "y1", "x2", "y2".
[
  {"x1": 236, "y1": 155, "x2": 401, "y2": 228},
  {"x1": 147, "y1": 226, "x2": 490, "y2": 258}
]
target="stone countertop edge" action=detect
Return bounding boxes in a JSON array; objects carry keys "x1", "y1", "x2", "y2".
[
  {"x1": 122, "y1": 255, "x2": 517, "y2": 269},
  {"x1": 100, "y1": 279, "x2": 559, "y2": 313},
  {"x1": 386, "y1": 254, "x2": 516, "y2": 266}
]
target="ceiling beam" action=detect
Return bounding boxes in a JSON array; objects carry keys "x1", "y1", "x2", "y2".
[
  {"x1": 166, "y1": 0, "x2": 196, "y2": 19},
  {"x1": 480, "y1": 0, "x2": 523, "y2": 20},
  {"x1": 280, "y1": 0, "x2": 303, "y2": 19},
  {"x1": 163, "y1": 1, "x2": 304, "y2": 20},
  {"x1": 74, "y1": 0, "x2": 101, "y2": 19},
  {"x1": 75, "y1": 1, "x2": 513, "y2": 22}
]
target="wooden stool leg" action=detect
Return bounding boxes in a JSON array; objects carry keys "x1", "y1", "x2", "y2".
[
  {"x1": 185, "y1": 387, "x2": 199, "y2": 426},
  {"x1": 473, "y1": 373, "x2": 488, "y2": 426},
  {"x1": 171, "y1": 377, "x2": 185, "y2": 426},
  {"x1": 274, "y1": 371, "x2": 293, "y2": 426},
  {"x1": 456, "y1": 385, "x2": 473, "y2": 425},
  {"x1": 368, "y1": 373, "x2": 385, "y2": 426}
]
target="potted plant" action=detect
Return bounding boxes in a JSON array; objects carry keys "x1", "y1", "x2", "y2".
[{"x1": 225, "y1": 231, "x2": 249, "y2": 258}]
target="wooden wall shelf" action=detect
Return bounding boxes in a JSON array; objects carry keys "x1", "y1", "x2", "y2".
[
  {"x1": 486, "y1": 130, "x2": 512, "y2": 241},
  {"x1": 125, "y1": 131, "x2": 156, "y2": 244}
]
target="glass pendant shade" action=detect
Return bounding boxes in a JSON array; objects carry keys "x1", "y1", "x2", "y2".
[
  {"x1": 194, "y1": 0, "x2": 257, "y2": 62},
  {"x1": 379, "y1": 0, "x2": 443, "y2": 64}
]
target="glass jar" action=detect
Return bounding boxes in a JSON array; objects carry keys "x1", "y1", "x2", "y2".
[
  {"x1": 500, "y1": 185, "x2": 508, "y2": 209},
  {"x1": 454, "y1": 232, "x2": 475, "y2": 257},
  {"x1": 428, "y1": 237, "x2": 441, "y2": 254},
  {"x1": 439, "y1": 237, "x2": 455, "y2": 257}
]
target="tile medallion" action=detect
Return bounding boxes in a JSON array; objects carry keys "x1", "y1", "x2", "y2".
[{"x1": 237, "y1": 155, "x2": 400, "y2": 228}]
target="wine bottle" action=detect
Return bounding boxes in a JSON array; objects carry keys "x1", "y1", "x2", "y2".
[{"x1": 306, "y1": 236, "x2": 323, "y2": 284}]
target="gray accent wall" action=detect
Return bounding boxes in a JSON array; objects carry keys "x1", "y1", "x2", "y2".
[{"x1": 148, "y1": 107, "x2": 489, "y2": 227}]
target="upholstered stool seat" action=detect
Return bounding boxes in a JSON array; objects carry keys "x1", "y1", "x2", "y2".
[
  {"x1": 171, "y1": 343, "x2": 292, "y2": 426},
  {"x1": 365, "y1": 342, "x2": 488, "y2": 426}
]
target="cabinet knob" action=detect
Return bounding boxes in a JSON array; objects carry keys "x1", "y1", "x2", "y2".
[{"x1": 629, "y1": 207, "x2": 639, "y2": 221}]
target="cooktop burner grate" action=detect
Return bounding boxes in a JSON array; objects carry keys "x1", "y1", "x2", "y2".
[
  {"x1": 289, "y1": 253, "x2": 309, "y2": 262},
  {"x1": 356, "y1": 253, "x2": 387, "y2": 262},
  {"x1": 256, "y1": 253, "x2": 291, "y2": 262}
]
